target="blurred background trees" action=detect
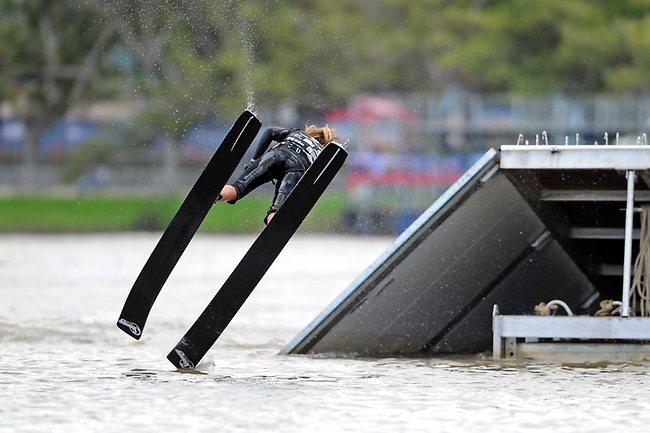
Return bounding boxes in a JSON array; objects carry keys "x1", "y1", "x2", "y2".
[
  {"x1": 3, "y1": 0, "x2": 649, "y2": 131},
  {"x1": 0, "y1": 0, "x2": 115, "y2": 186},
  {"x1": 3, "y1": 0, "x2": 649, "y2": 117}
]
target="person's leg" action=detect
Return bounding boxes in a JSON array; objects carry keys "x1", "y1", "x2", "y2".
[
  {"x1": 264, "y1": 170, "x2": 303, "y2": 224},
  {"x1": 217, "y1": 151, "x2": 278, "y2": 204}
]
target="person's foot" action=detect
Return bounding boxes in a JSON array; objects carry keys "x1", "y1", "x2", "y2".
[
  {"x1": 219, "y1": 185, "x2": 238, "y2": 202},
  {"x1": 264, "y1": 212, "x2": 276, "y2": 225}
]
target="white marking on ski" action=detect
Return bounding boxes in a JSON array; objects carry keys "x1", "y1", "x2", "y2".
[
  {"x1": 174, "y1": 349, "x2": 195, "y2": 369},
  {"x1": 231, "y1": 116, "x2": 255, "y2": 152},
  {"x1": 118, "y1": 318, "x2": 141, "y2": 337},
  {"x1": 313, "y1": 148, "x2": 341, "y2": 185}
]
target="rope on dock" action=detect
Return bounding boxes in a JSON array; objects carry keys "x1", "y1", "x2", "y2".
[
  {"x1": 534, "y1": 300, "x2": 574, "y2": 316},
  {"x1": 631, "y1": 205, "x2": 650, "y2": 316},
  {"x1": 595, "y1": 300, "x2": 622, "y2": 316}
]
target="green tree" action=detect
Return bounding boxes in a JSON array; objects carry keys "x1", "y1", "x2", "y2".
[
  {"x1": 93, "y1": 0, "x2": 266, "y2": 189},
  {"x1": 0, "y1": 0, "x2": 115, "y2": 187},
  {"x1": 414, "y1": 0, "x2": 650, "y2": 93}
]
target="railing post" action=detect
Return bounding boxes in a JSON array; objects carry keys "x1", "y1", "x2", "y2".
[{"x1": 622, "y1": 170, "x2": 636, "y2": 317}]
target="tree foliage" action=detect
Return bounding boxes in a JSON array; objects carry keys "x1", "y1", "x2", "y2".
[
  {"x1": 2, "y1": 0, "x2": 650, "y2": 169},
  {"x1": 0, "y1": 0, "x2": 114, "y2": 125},
  {"x1": 0, "y1": 0, "x2": 115, "y2": 185}
]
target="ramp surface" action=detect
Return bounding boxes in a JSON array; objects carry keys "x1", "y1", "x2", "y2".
[{"x1": 283, "y1": 145, "x2": 643, "y2": 356}]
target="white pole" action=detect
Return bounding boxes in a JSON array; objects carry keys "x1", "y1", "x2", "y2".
[{"x1": 622, "y1": 170, "x2": 636, "y2": 317}]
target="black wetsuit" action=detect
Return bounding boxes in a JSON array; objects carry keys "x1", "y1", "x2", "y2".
[{"x1": 230, "y1": 127, "x2": 324, "y2": 220}]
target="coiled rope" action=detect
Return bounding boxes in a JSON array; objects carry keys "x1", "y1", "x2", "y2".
[
  {"x1": 534, "y1": 299, "x2": 623, "y2": 316},
  {"x1": 631, "y1": 204, "x2": 650, "y2": 316}
]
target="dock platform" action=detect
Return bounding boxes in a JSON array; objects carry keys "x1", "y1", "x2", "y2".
[{"x1": 285, "y1": 143, "x2": 650, "y2": 360}]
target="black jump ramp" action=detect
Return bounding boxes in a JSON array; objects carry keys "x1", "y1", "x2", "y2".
[{"x1": 284, "y1": 148, "x2": 596, "y2": 356}]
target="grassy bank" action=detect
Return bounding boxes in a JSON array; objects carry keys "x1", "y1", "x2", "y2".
[{"x1": 0, "y1": 194, "x2": 347, "y2": 233}]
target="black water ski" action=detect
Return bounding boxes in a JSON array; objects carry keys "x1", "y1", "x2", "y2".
[
  {"x1": 167, "y1": 142, "x2": 347, "y2": 368},
  {"x1": 117, "y1": 110, "x2": 261, "y2": 340}
]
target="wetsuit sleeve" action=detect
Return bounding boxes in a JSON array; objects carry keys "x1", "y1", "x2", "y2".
[{"x1": 252, "y1": 127, "x2": 292, "y2": 160}]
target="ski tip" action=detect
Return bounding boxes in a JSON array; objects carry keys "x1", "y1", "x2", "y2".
[
  {"x1": 117, "y1": 317, "x2": 143, "y2": 340},
  {"x1": 241, "y1": 109, "x2": 259, "y2": 120},
  {"x1": 329, "y1": 140, "x2": 349, "y2": 154}
]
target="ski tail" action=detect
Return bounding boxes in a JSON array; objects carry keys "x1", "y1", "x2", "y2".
[
  {"x1": 167, "y1": 142, "x2": 347, "y2": 368},
  {"x1": 117, "y1": 110, "x2": 261, "y2": 340}
]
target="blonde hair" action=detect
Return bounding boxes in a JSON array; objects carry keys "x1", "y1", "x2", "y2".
[{"x1": 305, "y1": 124, "x2": 337, "y2": 145}]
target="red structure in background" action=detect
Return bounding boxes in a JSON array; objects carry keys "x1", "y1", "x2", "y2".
[
  {"x1": 346, "y1": 171, "x2": 461, "y2": 188},
  {"x1": 327, "y1": 95, "x2": 462, "y2": 189},
  {"x1": 326, "y1": 95, "x2": 416, "y2": 123}
]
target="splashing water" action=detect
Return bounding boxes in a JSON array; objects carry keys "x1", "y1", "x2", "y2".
[
  {"x1": 236, "y1": 16, "x2": 256, "y2": 112},
  {"x1": 218, "y1": 1, "x2": 257, "y2": 112}
]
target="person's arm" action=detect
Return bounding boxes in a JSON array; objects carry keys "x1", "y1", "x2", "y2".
[{"x1": 252, "y1": 127, "x2": 291, "y2": 160}]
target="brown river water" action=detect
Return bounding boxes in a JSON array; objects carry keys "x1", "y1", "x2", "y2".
[{"x1": 1, "y1": 233, "x2": 650, "y2": 432}]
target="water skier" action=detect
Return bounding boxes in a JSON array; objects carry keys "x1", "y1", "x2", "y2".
[{"x1": 216, "y1": 124, "x2": 338, "y2": 224}]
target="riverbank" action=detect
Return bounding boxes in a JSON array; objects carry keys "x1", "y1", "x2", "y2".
[{"x1": 0, "y1": 194, "x2": 347, "y2": 233}]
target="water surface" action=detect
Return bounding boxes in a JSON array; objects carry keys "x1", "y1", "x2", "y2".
[{"x1": 1, "y1": 234, "x2": 649, "y2": 432}]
